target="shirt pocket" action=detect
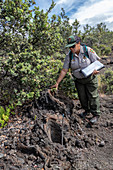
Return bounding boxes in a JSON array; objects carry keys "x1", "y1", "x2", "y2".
[
  {"x1": 81, "y1": 57, "x2": 91, "y2": 68},
  {"x1": 71, "y1": 60, "x2": 79, "y2": 70}
]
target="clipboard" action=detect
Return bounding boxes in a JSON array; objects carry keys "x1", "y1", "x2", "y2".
[{"x1": 81, "y1": 60, "x2": 104, "y2": 77}]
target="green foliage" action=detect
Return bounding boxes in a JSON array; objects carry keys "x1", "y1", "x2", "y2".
[
  {"x1": 82, "y1": 23, "x2": 113, "y2": 56},
  {"x1": 72, "y1": 19, "x2": 81, "y2": 36},
  {"x1": 1, "y1": 0, "x2": 113, "y2": 57},
  {"x1": 1, "y1": 50, "x2": 65, "y2": 105},
  {"x1": 0, "y1": 104, "x2": 15, "y2": 128},
  {"x1": 1, "y1": 49, "x2": 78, "y2": 106},
  {"x1": 100, "y1": 69, "x2": 113, "y2": 94},
  {"x1": 98, "y1": 44, "x2": 111, "y2": 56},
  {"x1": 60, "y1": 73, "x2": 78, "y2": 99},
  {"x1": 0, "y1": 0, "x2": 34, "y2": 53},
  {"x1": 34, "y1": 115, "x2": 37, "y2": 120}
]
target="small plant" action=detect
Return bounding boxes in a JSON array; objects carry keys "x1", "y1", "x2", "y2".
[
  {"x1": 34, "y1": 115, "x2": 37, "y2": 120},
  {"x1": 0, "y1": 104, "x2": 15, "y2": 128}
]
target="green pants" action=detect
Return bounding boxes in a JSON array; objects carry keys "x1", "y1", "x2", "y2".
[{"x1": 75, "y1": 75, "x2": 100, "y2": 116}]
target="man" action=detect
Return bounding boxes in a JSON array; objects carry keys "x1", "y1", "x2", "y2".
[{"x1": 51, "y1": 35, "x2": 100, "y2": 124}]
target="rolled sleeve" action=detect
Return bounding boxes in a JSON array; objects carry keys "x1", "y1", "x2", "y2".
[
  {"x1": 63, "y1": 54, "x2": 70, "y2": 69},
  {"x1": 87, "y1": 47, "x2": 100, "y2": 63}
]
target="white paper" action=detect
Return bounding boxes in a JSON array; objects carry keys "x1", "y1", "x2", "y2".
[{"x1": 81, "y1": 60, "x2": 104, "y2": 77}]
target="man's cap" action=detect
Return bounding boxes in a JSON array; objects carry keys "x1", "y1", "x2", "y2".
[{"x1": 65, "y1": 35, "x2": 81, "y2": 48}]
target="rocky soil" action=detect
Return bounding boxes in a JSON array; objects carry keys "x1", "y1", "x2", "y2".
[
  {"x1": 0, "y1": 89, "x2": 113, "y2": 170},
  {"x1": 0, "y1": 56, "x2": 113, "y2": 170}
]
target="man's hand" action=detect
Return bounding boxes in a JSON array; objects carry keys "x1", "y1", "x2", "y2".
[
  {"x1": 92, "y1": 69, "x2": 99, "y2": 75},
  {"x1": 50, "y1": 82, "x2": 59, "y2": 90},
  {"x1": 50, "y1": 69, "x2": 68, "y2": 90}
]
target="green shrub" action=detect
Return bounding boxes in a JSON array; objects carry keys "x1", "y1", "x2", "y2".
[
  {"x1": 60, "y1": 73, "x2": 78, "y2": 99},
  {"x1": 98, "y1": 44, "x2": 111, "y2": 56},
  {"x1": 1, "y1": 50, "x2": 77, "y2": 106},
  {"x1": 100, "y1": 68, "x2": 113, "y2": 94}
]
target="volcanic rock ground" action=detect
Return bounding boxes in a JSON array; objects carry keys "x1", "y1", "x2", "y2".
[{"x1": 0, "y1": 56, "x2": 113, "y2": 170}]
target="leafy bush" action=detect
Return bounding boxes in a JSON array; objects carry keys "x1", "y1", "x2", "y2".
[
  {"x1": 0, "y1": 51, "x2": 58, "y2": 105},
  {"x1": 98, "y1": 44, "x2": 111, "y2": 56},
  {"x1": 100, "y1": 68, "x2": 113, "y2": 94},
  {"x1": 1, "y1": 50, "x2": 77, "y2": 106},
  {"x1": 60, "y1": 73, "x2": 78, "y2": 99}
]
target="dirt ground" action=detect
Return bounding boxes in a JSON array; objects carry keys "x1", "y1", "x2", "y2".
[
  {"x1": 0, "y1": 91, "x2": 113, "y2": 170},
  {"x1": 73, "y1": 94, "x2": 113, "y2": 170}
]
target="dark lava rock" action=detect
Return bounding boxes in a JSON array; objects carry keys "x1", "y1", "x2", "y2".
[{"x1": 0, "y1": 90, "x2": 113, "y2": 169}]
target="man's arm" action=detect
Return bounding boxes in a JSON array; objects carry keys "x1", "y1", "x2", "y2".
[{"x1": 51, "y1": 68, "x2": 68, "y2": 89}]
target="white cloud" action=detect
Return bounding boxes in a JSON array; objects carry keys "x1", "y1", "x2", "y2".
[
  {"x1": 57, "y1": 0, "x2": 69, "y2": 5},
  {"x1": 106, "y1": 16, "x2": 113, "y2": 23},
  {"x1": 35, "y1": 0, "x2": 113, "y2": 30},
  {"x1": 70, "y1": 0, "x2": 113, "y2": 26}
]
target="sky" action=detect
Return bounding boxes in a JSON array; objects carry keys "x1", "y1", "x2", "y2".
[{"x1": 35, "y1": 0, "x2": 113, "y2": 31}]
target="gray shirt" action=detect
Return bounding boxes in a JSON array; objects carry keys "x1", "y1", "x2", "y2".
[{"x1": 63, "y1": 45, "x2": 100, "y2": 79}]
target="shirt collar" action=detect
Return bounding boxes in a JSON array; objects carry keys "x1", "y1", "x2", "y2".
[{"x1": 80, "y1": 45, "x2": 84, "y2": 54}]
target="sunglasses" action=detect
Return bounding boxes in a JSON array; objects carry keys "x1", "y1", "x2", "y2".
[{"x1": 69, "y1": 45, "x2": 75, "y2": 49}]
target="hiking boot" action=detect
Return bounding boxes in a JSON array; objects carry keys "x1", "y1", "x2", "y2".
[
  {"x1": 79, "y1": 111, "x2": 90, "y2": 119},
  {"x1": 90, "y1": 115, "x2": 100, "y2": 124}
]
